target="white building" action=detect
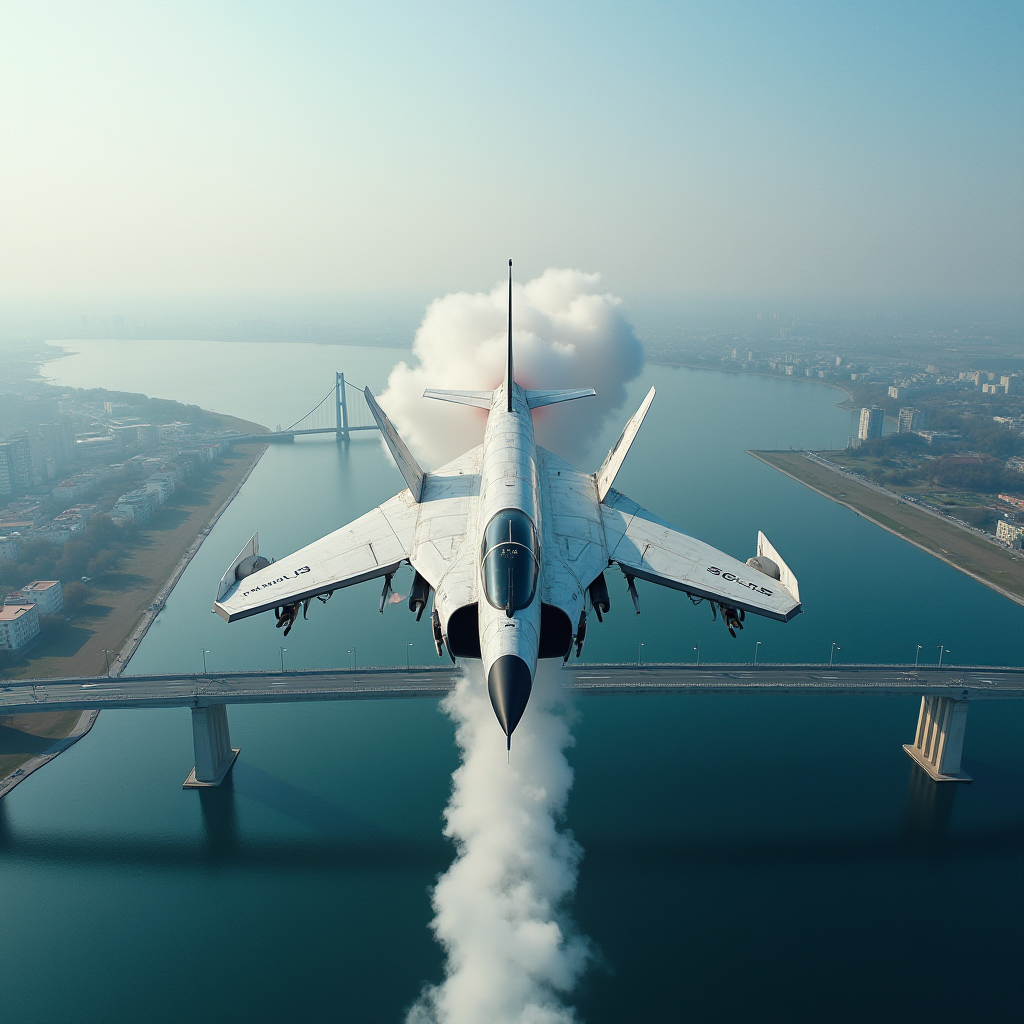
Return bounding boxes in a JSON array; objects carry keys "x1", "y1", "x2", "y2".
[
  {"x1": 8, "y1": 580, "x2": 64, "y2": 615},
  {"x1": 0, "y1": 604, "x2": 41, "y2": 651},
  {"x1": 858, "y1": 407, "x2": 884, "y2": 441},
  {"x1": 33, "y1": 519, "x2": 85, "y2": 545},
  {"x1": 136, "y1": 423, "x2": 160, "y2": 447},
  {"x1": 113, "y1": 488, "x2": 159, "y2": 522},
  {"x1": 0, "y1": 535, "x2": 19, "y2": 562},
  {"x1": 996, "y1": 520, "x2": 1024, "y2": 548},
  {"x1": 916, "y1": 430, "x2": 960, "y2": 445},
  {"x1": 144, "y1": 472, "x2": 176, "y2": 504},
  {"x1": 75, "y1": 436, "x2": 119, "y2": 461}
]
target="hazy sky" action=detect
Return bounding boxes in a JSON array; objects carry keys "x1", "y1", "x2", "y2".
[{"x1": 1, "y1": 1, "x2": 1021, "y2": 308}]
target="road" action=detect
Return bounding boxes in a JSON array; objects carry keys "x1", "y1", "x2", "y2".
[{"x1": 0, "y1": 664, "x2": 1021, "y2": 715}]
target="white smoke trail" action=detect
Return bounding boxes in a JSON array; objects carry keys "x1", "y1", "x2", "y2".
[
  {"x1": 379, "y1": 268, "x2": 644, "y2": 467},
  {"x1": 397, "y1": 269, "x2": 641, "y2": 1022},
  {"x1": 407, "y1": 665, "x2": 590, "y2": 1024}
]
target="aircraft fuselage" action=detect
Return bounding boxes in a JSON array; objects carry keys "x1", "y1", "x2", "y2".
[{"x1": 476, "y1": 381, "x2": 543, "y2": 742}]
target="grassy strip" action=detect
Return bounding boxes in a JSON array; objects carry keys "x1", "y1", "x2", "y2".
[
  {"x1": 0, "y1": 711, "x2": 83, "y2": 777},
  {"x1": 750, "y1": 450, "x2": 1024, "y2": 606}
]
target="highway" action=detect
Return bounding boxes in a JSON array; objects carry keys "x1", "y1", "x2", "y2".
[{"x1": 1, "y1": 663, "x2": 1021, "y2": 715}]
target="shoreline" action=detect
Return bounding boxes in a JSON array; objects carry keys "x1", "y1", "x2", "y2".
[
  {"x1": 750, "y1": 449, "x2": 1024, "y2": 607},
  {"x1": 111, "y1": 440, "x2": 268, "y2": 675},
  {"x1": 0, "y1": 709, "x2": 100, "y2": 799},
  {"x1": 0, "y1": 437, "x2": 268, "y2": 787},
  {"x1": 646, "y1": 356, "x2": 857, "y2": 403}
]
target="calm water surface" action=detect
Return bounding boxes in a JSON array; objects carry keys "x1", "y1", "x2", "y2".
[{"x1": 0, "y1": 339, "x2": 1017, "y2": 1023}]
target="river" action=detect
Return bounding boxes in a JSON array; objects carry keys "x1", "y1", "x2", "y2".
[{"x1": 0, "y1": 338, "x2": 1018, "y2": 1023}]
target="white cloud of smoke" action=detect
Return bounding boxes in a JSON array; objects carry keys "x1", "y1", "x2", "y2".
[
  {"x1": 407, "y1": 666, "x2": 590, "y2": 1024},
  {"x1": 378, "y1": 268, "x2": 644, "y2": 468},
  {"x1": 396, "y1": 269, "x2": 640, "y2": 1022}
]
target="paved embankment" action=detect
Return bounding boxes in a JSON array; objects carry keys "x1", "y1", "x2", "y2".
[
  {"x1": 0, "y1": 710, "x2": 99, "y2": 799},
  {"x1": 749, "y1": 449, "x2": 1024, "y2": 606}
]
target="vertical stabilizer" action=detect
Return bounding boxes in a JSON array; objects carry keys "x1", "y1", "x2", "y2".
[
  {"x1": 757, "y1": 531, "x2": 800, "y2": 603},
  {"x1": 506, "y1": 259, "x2": 513, "y2": 411}
]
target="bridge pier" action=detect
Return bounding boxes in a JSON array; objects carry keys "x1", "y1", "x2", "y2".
[
  {"x1": 903, "y1": 695, "x2": 971, "y2": 782},
  {"x1": 183, "y1": 704, "x2": 239, "y2": 788}
]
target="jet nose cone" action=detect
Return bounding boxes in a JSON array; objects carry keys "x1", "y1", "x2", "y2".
[{"x1": 487, "y1": 655, "x2": 533, "y2": 748}]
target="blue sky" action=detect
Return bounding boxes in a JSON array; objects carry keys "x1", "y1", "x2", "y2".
[{"x1": 0, "y1": 1, "x2": 1020, "y2": 308}]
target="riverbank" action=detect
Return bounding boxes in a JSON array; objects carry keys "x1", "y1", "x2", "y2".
[
  {"x1": 0, "y1": 439, "x2": 267, "y2": 786},
  {"x1": 2, "y1": 441, "x2": 267, "y2": 681},
  {"x1": 751, "y1": 449, "x2": 1024, "y2": 606},
  {"x1": 0, "y1": 709, "x2": 99, "y2": 798},
  {"x1": 648, "y1": 356, "x2": 857, "y2": 403}
]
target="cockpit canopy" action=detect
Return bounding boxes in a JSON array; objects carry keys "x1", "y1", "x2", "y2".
[{"x1": 481, "y1": 509, "x2": 539, "y2": 615}]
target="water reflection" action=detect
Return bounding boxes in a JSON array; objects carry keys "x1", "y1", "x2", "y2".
[
  {"x1": 901, "y1": 763, "x2": 958, "y2": 847},
  {"x1": 229, "y1": 762, "x2": 390, "y2": 842},
  {"x1": 0, "y1": 813, "x2": 1017, "y2": 871},
  {"x1": 196, "y1": 779, "x2": 239, "y2": 860}
]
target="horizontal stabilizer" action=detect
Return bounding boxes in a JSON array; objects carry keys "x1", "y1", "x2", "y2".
[
  {"x1": 364, "y1": 388, "x2": 425, "y2": 502},
  {"x1": 757, "y1": 531, "x2": 800, "y2": 603},
  {"x1": 526, "y1": 388, "x2": 597, "y2": 409},
  {"x1": 595, "y1": 386, "x2": 656, "y2": 502},
  {"x1": 423, "y1": 389, "x2": 493, "y2": 409}
]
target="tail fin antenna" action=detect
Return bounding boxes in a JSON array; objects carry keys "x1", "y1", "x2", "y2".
[{"x1": 506, "y1": 259, "x2": 513, "y2": 411}]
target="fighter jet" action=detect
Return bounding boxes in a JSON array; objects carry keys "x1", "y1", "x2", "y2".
[{"x1": 214, "y1": 261, "x2": 801, "y2": 747}]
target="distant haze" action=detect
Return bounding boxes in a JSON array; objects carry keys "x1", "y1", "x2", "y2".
[{"x1": 1, "y1": 2, "x2": 1021, "y2": 319}]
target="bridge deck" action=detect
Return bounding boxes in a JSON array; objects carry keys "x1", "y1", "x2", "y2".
[{"x1": 0, "y1": 664, "x2": 1020, "y2": 715}]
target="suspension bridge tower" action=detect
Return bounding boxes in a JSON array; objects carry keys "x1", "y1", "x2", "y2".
[{"x1": 335, "y1": 372, "x2": 350, "y2": 442}]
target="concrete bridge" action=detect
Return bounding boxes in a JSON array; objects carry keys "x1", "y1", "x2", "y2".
[{"x1": 2, "y1": 664, "x2": 1021, "y2": 790}]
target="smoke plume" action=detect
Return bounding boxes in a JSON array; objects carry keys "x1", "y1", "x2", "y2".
[
  {"x1": 407, "y1": 666, "x2": 590, "y2": 1024},
  {"x1": 378, "y1": 268, "x2": 644, "y2": 467},
  {"x1": 396, "y1": 269, "x2": 639, "y2": 1022}
]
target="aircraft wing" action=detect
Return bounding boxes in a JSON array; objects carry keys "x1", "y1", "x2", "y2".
[
  {"x1": 602, "y1": 489, "x2": 801, "y2": 622},
  {"x1": 214, "y1": 490, "x2": 418, "y2": 622}
]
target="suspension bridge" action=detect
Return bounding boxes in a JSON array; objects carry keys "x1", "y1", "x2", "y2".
[{"x1": 261, "y1": 373, "x2": 380, "y2": 442}]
